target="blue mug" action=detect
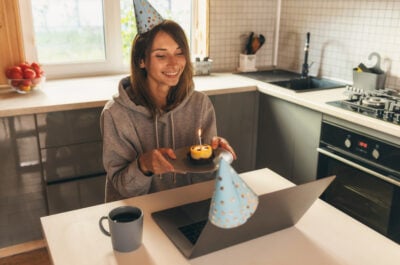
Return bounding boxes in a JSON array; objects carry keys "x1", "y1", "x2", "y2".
[{"x1": 99, "y1": 206, "x2": 143, "y2": 252}]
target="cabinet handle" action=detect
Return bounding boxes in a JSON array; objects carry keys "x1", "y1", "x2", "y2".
[{"x1": 317, "y1": 147, "x2": 400, "y2": 187}]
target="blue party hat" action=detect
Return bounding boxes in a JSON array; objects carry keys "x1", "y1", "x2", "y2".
[
  {"x1": 133, "y1": 0, "x2": 164, "y2": 34},
  {"x1": 209, "y1": 159, "x2": 258, "y2": 229}
]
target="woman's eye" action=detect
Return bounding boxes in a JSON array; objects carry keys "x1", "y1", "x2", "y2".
[{"x1": 155, "y1": 54, "x2": 165, "y2": 58}]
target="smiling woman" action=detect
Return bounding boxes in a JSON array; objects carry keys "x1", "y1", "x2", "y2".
[{"x1": 17, "y1": 0, "x2": 208, "y2": 80}]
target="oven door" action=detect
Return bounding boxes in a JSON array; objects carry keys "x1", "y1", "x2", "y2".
[{"x1": 317, "y1": 147, "x2": 400, "y2": 243}]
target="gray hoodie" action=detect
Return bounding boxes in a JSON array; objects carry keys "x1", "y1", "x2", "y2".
[{"x1": 101, "y1": 77, "x2": 217, "y2": 202}]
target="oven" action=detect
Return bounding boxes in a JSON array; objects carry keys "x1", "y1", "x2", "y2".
[{"x1": 317, "y1": 116, "x2": 400, "y2": 244}]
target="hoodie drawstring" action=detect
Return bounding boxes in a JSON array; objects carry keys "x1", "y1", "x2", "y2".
[
  {"x1": 170, "y1": 112, "x2": 176, "y2": 183},
  {"x1": 155, "y1": 115, "x2": 160, "y2": 149},
  {"x1": 154, "y1": 113, "x2": 177, "y2": 183},
  {"x1": 154, "y1": 115, "x2": 162, "y2": 179}
]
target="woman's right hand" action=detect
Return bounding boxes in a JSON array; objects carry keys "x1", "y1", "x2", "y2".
[{"x1": 138, "y1": 148, "x2": 176, "y2": 175}]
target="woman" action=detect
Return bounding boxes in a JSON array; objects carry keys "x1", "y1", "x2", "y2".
[{"x1": 101, "y1": 20, "x2": 236, "y2": 202}]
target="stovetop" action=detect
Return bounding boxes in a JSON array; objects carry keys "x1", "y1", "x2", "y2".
[{"x1": 328, "y1": 86, "x2": 400, "y2": 125}]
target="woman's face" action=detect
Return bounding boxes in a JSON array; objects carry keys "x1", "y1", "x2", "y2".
[{"x1": 141, "y1": 31, "x2": 187, "y2": 93}]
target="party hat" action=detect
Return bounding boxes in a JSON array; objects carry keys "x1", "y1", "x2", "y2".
[
  {"x1": 209, "y1": 159, "x2": 259, "y2": 229},
  {"x1": 133, "y1": 0, "x2": 164, "y2": 34}
]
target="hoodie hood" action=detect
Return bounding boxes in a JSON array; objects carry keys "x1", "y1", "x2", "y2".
[{"x1": 113, "y1": 76, "x2": 152, "y2": 118}]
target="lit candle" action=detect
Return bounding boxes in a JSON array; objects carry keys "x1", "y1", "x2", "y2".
[{"x1": 198, "y1": 128, "x2": 202, "y2": 145}]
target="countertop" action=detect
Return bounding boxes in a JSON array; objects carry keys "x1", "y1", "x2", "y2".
[
  {"x1": 1, "y1": 72, "x2": 399, "y2": 138},
  {"x1": 40, "y1": 167, "x2": 400, "y2": 265}
]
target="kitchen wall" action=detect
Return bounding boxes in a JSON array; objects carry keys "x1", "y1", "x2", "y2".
[
  {"x1": 208, "y1": 0, "x2": 278, "y2": 72},
  {"x1": 209, "y1": 0, "x2": 400, "y2": 91}
]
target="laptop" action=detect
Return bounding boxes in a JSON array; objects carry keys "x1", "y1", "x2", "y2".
[{"x1": 152, "y1": 176, "x2": 335, "y2": 259}]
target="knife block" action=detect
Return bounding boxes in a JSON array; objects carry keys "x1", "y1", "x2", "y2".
[{"x1": 238, "y1": 54, "x2": 257, "y2": 72}]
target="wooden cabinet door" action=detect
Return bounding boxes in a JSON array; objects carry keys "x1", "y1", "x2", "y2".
[{"x1": 0, "y1": 0, "x2": 25, "y2": 85}]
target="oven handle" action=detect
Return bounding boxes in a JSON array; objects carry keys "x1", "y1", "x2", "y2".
[{"x1": 317, "y1": 147, "x2": 400, "y2": 187}]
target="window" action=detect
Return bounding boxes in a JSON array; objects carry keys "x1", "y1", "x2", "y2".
[{"x1": 19, "y1": 0, "x2": 208, "y2": 79}]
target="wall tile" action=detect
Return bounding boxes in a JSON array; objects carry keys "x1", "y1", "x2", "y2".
[
  {"x1": 209, "y1": 0, "x2": 277, "y2": 72},
  {"x1": 209, "y1": 0, "x2": 400, "y2": 90}
]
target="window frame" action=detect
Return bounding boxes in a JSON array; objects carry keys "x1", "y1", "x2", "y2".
[{"x1": 19, "y1": 0, "x2": 208, "y2": 80}]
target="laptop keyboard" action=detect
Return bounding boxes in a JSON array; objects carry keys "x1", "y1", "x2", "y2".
[{"x1": 178, "y1": 220, "x2": 207, "y2": 245}]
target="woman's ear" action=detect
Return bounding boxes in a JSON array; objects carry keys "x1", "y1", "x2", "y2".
[{"x1": 139, "y1": 59, "x2": 145, "y2": 69}]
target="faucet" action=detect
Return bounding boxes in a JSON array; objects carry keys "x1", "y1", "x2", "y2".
[{"x1": 301, "y1": 32, "x2": 311, "y2": 79}]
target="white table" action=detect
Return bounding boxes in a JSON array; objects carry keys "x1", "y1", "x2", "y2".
[{"x1": 41, "y1": 168, "x2": 400, "y2": 265}]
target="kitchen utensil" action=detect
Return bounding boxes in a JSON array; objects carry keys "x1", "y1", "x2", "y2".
[
  {"x1": 251, "y1": 37, "x2": 261, "y2": 54},
  {"x1": 259, "y1": 34, "x2": 265, "y2": 48},
  {"x1": 245, "y1": 32, "x2": 254, "y2": 54},
  {"x1": 251, "y1": 34, "x2": 266, "y2": 54}
]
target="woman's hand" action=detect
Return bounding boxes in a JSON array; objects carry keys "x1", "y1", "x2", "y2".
[
  {"x1": 211, "y1": 136, "x2": 237, "y2": 160},
  {"x1": 138, "y1": 148, "x2": 176, "y2": 175}
]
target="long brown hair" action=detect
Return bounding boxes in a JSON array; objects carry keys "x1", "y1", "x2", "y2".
[{"x1": 130, "y1": 20, "x2": 194, "y2": 118}]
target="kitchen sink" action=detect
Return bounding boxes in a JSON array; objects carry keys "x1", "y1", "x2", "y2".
[
  {"x1": 236, "y1": 69, "x2": 301, "y2": 82},
  {"x1": 236, "y1": 69, "x2": 347, "y2": 92},
  {"x1": 270, "y1": 76, "x2": 347, "y2": 92}
]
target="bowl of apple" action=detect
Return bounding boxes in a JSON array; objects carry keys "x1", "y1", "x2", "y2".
[{"x1": 5, "y1": 62, "x2": 45, "y2": 94}]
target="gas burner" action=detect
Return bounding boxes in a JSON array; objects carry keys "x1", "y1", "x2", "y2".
[
  {"x1": 361, "y1": 97, "x2": 387, "y2": 109},
  {"x1": 328, "y1": 86, "x2": 400, "y2": 125},
  {"x1": 391, "y1": 103, "x2": 400, "y2": 113},
  {"x1": 386, "y1": 89, "x2": 400, "y2": 98}
]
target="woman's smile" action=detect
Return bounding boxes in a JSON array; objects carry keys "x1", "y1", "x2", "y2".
[{"x1": 163, "y1": 70, "x2": 180, "y2": 77}]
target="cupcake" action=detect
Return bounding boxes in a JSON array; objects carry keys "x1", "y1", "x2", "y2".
[{"x1": 188, "y1": 144, "x2": 214, "y2": 165}]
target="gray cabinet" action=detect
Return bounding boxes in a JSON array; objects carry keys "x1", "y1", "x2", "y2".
[
  {"x1": 0, "y1": 115, "x2": 46, "y2": 248},
  {"x1": 0, "y1": 108, "x2": 106, "y2": 247},
  {"x1": 36, "y1": 107, "x2": 105, "y2": 214},
  {"x1": 256, "y1": 94, "x2": 322, "y2": 184},
  {"x1": 46, "y1": 174, "x2": 105, "y2": 214},
  {"x1": 209, "y1": 91, "x2": 259, "y2": 173}
]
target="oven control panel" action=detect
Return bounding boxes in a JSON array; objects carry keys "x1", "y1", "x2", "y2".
[{"x1": 320, "y1": 121, "x2": 399, "y2": 172}]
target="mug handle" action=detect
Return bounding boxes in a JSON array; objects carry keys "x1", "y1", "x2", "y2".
[{"x1": 99, "y1": 216, "x2": 111, "y2": 236}]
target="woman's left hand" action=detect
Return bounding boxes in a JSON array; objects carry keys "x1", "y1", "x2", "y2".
[{"x1": 211, "y1": 136, "x2": 237, "y2": 160}]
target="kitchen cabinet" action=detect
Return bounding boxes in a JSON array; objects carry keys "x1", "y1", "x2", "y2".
[
  {"x1": 0, "y1": 114, "x2": 46, "y2": 248},
  {"x1": 46, "y1": 174, "x2": 105, "y2": 214},
  {"x1": 209, "y1": 91, "x2": 259, "y2": 173},
  {"x1": 0, "y1": 108, "x2": 106, "y2": 247},
  {"x1": 256, "y1": 94, "x2": 322, "y2": 184},
  {"x1": 36, "y1": 107, "x2": 106, "y2": 214}
]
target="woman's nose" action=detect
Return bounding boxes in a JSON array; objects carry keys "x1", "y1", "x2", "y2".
[{"x1": 167, "y1": 55, "x2": 177, "y2": 65}]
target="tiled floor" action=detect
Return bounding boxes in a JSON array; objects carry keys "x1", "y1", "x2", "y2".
[{"x1": 0, "y1": 116, "x2": 47, "y2": 249}]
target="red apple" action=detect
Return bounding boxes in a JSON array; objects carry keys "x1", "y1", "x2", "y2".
[
  {"x1": 19, "y1": 62, "x2": 31, "y2": 72},
  {"x1": 31, "y1": 62, "x2": 42, "y2": 77},
  {"x1": 23, "y1": 68, "x2": 37, "y2": 79},
  {"x1": 11, "y1": 80, "x2": 21, "y2": 87},
  {"x1": 6, "y1": 66, "x2": 23, "y2": 79}
]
